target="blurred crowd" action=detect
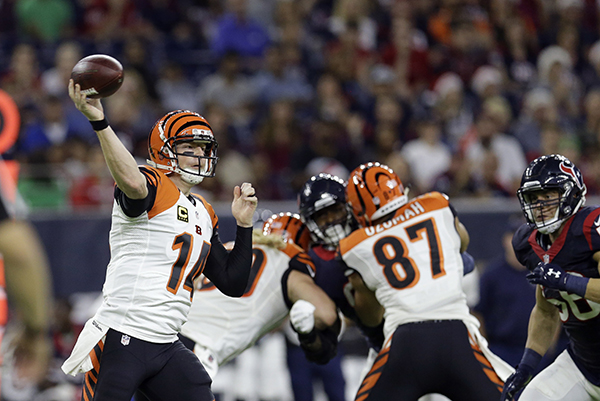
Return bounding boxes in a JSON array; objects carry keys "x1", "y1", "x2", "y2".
[{"x1": 3, "y1": 0, "x2": 600, "y2": 209}]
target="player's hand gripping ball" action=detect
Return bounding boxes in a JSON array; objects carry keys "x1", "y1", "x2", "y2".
[{"x1": 71, "y1": 54, "x2": 124, "y2": 99}]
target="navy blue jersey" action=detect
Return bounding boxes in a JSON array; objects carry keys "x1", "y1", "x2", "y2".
[
  {"x1": 309, "y1": 245, "x2": 384, "y2": 351},
  {"x1": 512, "y1": 205, "x2": 600, "y2": 385}
]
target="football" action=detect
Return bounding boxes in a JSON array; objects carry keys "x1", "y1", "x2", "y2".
[{"x1": 71, "y1": 54, "x2": 124, "y2": 99}]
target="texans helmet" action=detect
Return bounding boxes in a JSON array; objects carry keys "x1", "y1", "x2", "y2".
[
  {"x1": 346, "y1": 162, "x2": 408, "y2": 227},
  {"x1": 517, "y1": 154, "x2": 586, "y2": 234},
  {"x1": 147, "y1": 110, "x2": 219, "y2": 185},
  {"x1": 298, "y1": 173, "x2": 354, "y2": 247},
  {"x1": 262, "y1": 212, "x2": 311, "y2": 251}
]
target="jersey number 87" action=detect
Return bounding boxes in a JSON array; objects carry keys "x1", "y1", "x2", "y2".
[{"x1": 375, "y1": 218, "x2": 445, "y2": 290}]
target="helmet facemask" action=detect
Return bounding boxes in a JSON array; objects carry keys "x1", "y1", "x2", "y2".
[
  {"x1": 171, "y1": 136, "x2": 218, "y2": 185},
  {"x1": 148, "y1": 122, "x2": 219, "y2": 185},
  {"x1": 518, "y1": 180, "x2": 585, "y2": 234},
  {"x1": 298, "y1": 173, "x2": 354, "y2": 248},
  {"x1": 305, "y1": 202, "x2": 353, "y2": 248}
]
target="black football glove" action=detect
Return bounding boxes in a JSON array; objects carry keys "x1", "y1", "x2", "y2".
[
  {"x1": 526, "y1": 262, "x2": 589, "y2": 297},
  {"x1": 500, "y1": 348, "x2": 542, "y2": 401},
  {"x1": 500, "y1": 366, "x2": 533, "y2": 401}
]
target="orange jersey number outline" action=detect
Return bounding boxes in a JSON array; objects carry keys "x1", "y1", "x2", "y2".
[{"x1": 167, "y1": 232, "x2": 211, "y2": 300}]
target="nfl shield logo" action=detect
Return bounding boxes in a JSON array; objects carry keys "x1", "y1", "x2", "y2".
[{"x1": 121, "y1": 334, "x2": 131, "y2": 346}]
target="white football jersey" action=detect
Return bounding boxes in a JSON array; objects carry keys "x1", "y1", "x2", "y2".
[
  {"x1": 94, "y1": 166, "x2": 217, "y2": 343},
  {"x1": 180, "y1": 242, "x2": 308, "y2": 366},
  {"x1": 339, "y1": 192, "x2": 479, "y2": 341}
]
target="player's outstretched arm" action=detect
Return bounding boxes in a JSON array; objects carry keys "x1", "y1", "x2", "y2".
[
  {"x1": 347, "y1": 272, "x2": 384, "y2": 327},
  {"x1": 286, "y1": 270, "x2": 338, "y2": 330},
  {"x1": 68, "y1": 79, "x2": 147, "y2": 199},
  {"x1": 231, "y1": 183, "x2": 258, "y2": 228}
]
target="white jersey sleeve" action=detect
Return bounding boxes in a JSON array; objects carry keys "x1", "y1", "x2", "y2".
[
  {"x1": 180, "y1": 242, "x2": 306, "y2": 366},
  {"x1": 339, "y1": 192, "x2": 479, "y2": 341}
]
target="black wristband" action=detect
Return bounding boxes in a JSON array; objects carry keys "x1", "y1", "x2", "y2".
[
  {"x1": 90, "y1": 118, "x2": 109, "y2": 131},
  {"x1": 297, "y1": 328, "x2": 318, "y2": 345}
]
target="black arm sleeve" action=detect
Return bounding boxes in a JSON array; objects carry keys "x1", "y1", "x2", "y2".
[
  {"x1": 202, "y1": 225, "x2": 253, "y2": 297},
  {"x1": 296, "y1": 321, "x2": 340, "y2": 365},
  {"x1": 114, "y1": 168, "x2": 157, "y2": 217}
]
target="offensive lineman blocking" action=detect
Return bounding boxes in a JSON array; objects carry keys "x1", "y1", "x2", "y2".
[{"x1": 338, "y1": 162, "x2": 513, "y2": 401}]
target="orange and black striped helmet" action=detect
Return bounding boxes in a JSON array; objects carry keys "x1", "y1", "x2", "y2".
[
  {"x1": 346, "y1": 162, "x2": 408, "y2": 227},
  {"x1": 147, "y1": 110, "x2": 219, "y2": 183},
  {"x1": 262, "y1": 212, "x2": 311, "y2": 251}
]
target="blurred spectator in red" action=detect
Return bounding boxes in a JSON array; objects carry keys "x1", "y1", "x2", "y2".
[
  {"x1": 77, "y1": 0, "x2": 139, "y2": 42},
  {"x1": 15, "y1": 0, "x2": 74, "y2": 43},
  {"x1": 401, "y1": 119, "x2": 452, "y2": 194},
  {"x1": 255, "y1": 99, "x2": 303, "y2": 199},
  {"x1": 379, "y1": 8, "x2": 432, "y2": 100},
  {"x1": 69, "y1": 145, "x2": 114, "y2": 208}
]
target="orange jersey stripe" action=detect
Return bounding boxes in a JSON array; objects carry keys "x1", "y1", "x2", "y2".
[
  {"x1": 140, "y1": 166, "x2": 181, "y2": 220},
  {"x1": 355, "y1": 347, "x2": 390, "y2": 400},
  {"x1": 194, "y1": 195, "x2": 218, "y2": 229},
  {"x1": 469, "y1": 333, "x2": 504, "y2": 388}
]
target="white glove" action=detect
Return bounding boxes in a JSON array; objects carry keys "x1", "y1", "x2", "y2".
[{"x1": 290, "y1": 300, "x2": 316, "y2": 334}]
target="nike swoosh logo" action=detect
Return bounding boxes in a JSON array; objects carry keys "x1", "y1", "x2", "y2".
[{"x1": 595, "y1": 215, "x2": 600, "y2": 226}]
